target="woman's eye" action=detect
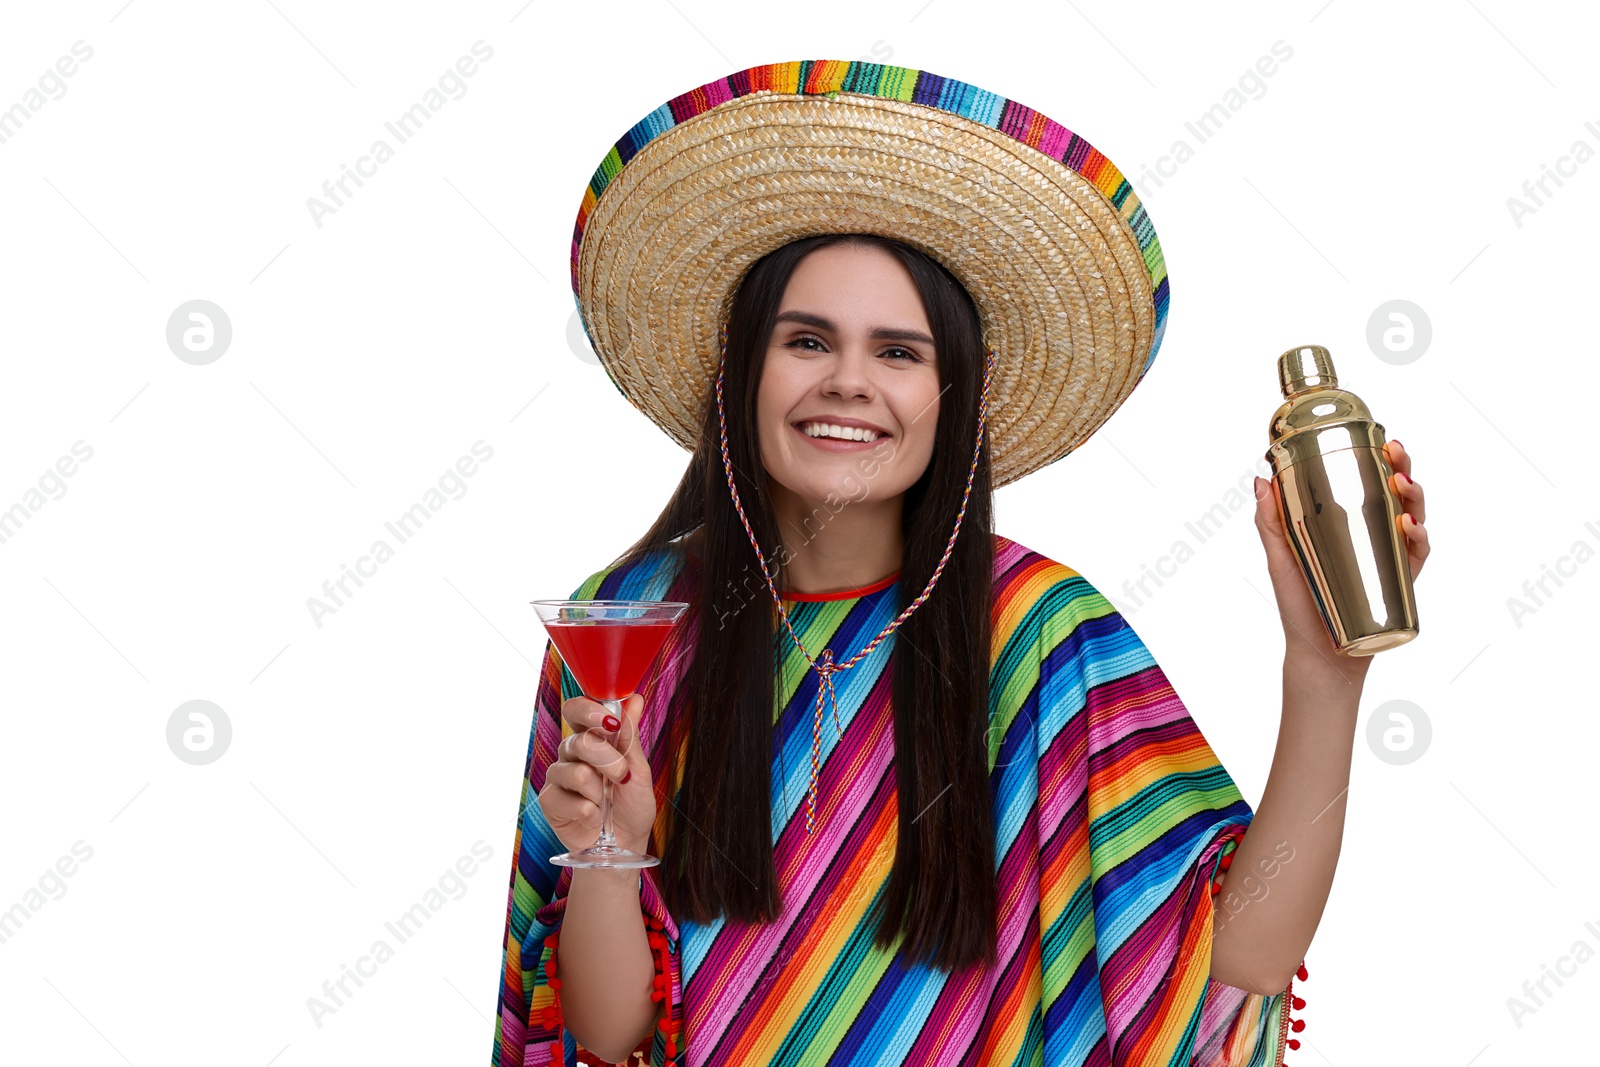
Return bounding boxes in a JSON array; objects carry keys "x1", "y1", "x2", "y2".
[{"x1": 783, "y1": 336, "x2": 924, "y2": 363}]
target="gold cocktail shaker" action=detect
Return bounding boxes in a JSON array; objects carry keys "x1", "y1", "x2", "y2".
[{"x1": 1265, "y1": 345, "x2": 1419, "y2": 655}]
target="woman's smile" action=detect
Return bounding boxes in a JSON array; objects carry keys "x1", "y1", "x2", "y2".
[{"x1": 791, "y1": 416, "x2": 892, "y2": 453}]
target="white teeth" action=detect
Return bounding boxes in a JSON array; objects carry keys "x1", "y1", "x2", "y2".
[{"x1": 802, "y1": 422, "x2": 879, "y2": 442}]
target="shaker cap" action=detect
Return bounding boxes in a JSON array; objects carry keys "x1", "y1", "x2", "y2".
[
  {"x1": 1278, "y1": 344, "x2": 1338, "y2": 398},
  {"x1": 1267, "y1": 343, "x2": 1380, "y2": 450}
]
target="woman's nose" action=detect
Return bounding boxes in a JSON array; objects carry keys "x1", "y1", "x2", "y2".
[{"x1": 819, "y1": 348, "x2": 873, "y2": 400}]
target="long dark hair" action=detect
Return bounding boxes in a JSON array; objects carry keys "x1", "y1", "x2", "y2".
[{"x1": 611, "y1": 233, "x2": 996, "y2": 972}]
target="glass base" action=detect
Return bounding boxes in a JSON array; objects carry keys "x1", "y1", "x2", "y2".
[{"x1": 550, "y1": 844, "x2": 660, "y2": 869}]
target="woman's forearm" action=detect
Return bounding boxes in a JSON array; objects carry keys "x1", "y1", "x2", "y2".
[
  {"x1": 1208, "y1": 650, "x2": 1367, "y2": 994},
  {"x1": 557, "y1": 860, "x2": 658, "y2": 1061}
]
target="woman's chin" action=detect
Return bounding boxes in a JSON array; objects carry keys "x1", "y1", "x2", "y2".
[
  {"x1": 795, "y1": 476, "x2": 896, "y2": 510},
  {"x1": 767, "y1": 460, "x2": 914, "y2": 512}
]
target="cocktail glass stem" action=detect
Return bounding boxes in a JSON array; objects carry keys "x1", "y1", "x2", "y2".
[{"x1": 593, "y1": 697, "x2": 625, "y2": 852}]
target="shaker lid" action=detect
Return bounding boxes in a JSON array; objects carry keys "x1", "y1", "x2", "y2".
[
  {"x1": 1277, "y1": 344, "x2": 1339, "y2": 398},
  {"x1": 1267, "y1": 344, "x2": 1382, "y2": 453}
]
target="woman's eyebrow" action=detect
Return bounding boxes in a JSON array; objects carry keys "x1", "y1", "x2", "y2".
[{"x1": 774, "y1": 309, "x2": 934, "y2": 346}]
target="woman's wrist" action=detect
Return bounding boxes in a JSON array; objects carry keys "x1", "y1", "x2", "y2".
[
  {"x1": 1283, "y1": 644, "x2": 1371, "y2": 691},
  {"x1": 571, "y1": 864, "x2": 645, "y2": 896}
]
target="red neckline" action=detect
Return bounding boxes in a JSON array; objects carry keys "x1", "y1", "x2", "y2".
[{"x1": 781, "y1": 571, "x2": 900, "y2": 601}]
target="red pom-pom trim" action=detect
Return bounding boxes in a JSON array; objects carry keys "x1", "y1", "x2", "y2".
[
  {"x1": 544, "y1": 927, "x2": 567, "y2": 1066},
  {"x1": 644, "y1": 912, "x2": 681, "y2": 1066},
  {"x1": 1277, "y1": 959, "x2": 1308, "y2": 1066}
]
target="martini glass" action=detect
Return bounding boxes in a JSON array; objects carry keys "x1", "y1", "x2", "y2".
[{"x1": 530, "y1": 599, "x2": 688, "y2": 868}]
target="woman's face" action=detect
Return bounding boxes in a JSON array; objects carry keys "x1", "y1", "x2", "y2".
[{"x1": 756, "y1": 243, "x2": 943, "y2": 510}]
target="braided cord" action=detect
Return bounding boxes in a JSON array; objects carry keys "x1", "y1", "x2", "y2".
[{"x1": 714, "y1": 320, "x2": 994, "y2": 833}]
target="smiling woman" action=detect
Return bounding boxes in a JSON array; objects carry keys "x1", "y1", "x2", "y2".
[{"x1": 494, "y1": 58, "x2": 1315, "y2": 1067}]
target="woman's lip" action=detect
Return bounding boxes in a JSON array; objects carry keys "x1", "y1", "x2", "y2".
[{"x1": 792, "y1": 423, "x2": 887, "y2": 452}]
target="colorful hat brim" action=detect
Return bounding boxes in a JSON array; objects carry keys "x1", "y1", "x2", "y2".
[{"x1": 572, "y1": 59, "x2": 1169, "y2": 488}]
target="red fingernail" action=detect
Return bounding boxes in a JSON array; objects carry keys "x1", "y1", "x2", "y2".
[
  {"x1": 622, "y1": 770, "x2": 632, "y2": 784},
  {"x1": 602, "y1": 715, "x2": 621, "y2": 731},
  {"x1": 1390, "y1": 439, "x2": 1403, "y2": 453},
  {"x1": 1397, "y1": 471, "x2": 1411, "y2": 487}
]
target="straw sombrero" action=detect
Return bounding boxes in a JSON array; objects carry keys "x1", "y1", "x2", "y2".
[{"x1": 570, "y1": 59, "x2": 1170, "y2": 488}]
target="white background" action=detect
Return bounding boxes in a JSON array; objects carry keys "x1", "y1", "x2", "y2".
[{"x1": 2, "y1": 1, "x2": 1595, "y2": 1064}]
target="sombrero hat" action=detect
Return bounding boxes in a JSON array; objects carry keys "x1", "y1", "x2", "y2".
[{"x1": 570, "y1": 59, "x2": 1170, "y2": 488}]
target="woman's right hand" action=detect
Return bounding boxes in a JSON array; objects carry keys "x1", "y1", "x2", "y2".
[{"x1": 537, "y1": 692, "x2": 657, "y2": 856}]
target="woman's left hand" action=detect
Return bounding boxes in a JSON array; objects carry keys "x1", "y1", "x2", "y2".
[{"x1": 1253, "y1": 439, "x2": 1428, "y2": 665}]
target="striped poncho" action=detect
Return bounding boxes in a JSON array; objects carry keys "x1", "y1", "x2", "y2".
[{"x1": 493, "y1": 534, "x2": 1298, "y2": 1066}]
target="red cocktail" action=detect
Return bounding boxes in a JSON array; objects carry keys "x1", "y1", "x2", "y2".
[
  {"x1": 529, "y1": 599, "x2": 688, "y2": 869},
  {"x1": 543, "y1": 619, "x2": 680, "y2": 701}
]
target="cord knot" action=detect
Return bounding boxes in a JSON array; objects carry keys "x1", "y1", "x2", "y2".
[{"x1": 806, "y1": 648, "x2": 847, "y2": 835}]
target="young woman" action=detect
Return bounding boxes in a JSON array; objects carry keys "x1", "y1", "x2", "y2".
[{"x1": 493, "y1": 62, "x2": 1428, "y2": 1067}]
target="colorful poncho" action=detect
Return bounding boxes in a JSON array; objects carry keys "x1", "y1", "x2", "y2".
[{"x1": 493, "y1": 534, "x2": 1302, "y2": 1066}]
